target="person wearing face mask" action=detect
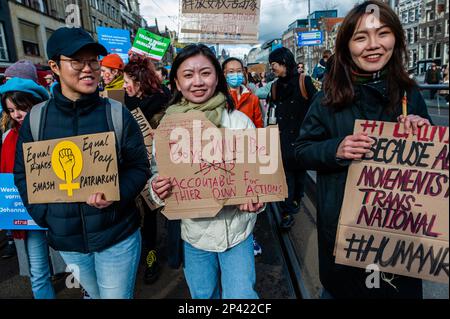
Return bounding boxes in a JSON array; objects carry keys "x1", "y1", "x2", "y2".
[
  {"x1": 295, "y1": 1, "x2": 431, "y2": 299},
  {"x1": 222, "y1": 58, "x2": 263, "y2": 128},
  {"x1": 148, "y1": 44, "x2": 265, "y2": 299}
]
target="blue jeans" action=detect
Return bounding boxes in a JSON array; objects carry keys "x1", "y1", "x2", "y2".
[
  {"x1": 183, "y1": 234, "x2": 258, "y2": 299},
  {"x1": 26, "y1": 230, "x2": 55, "y2": 299},
  {"x1": 59, "y1": 229, "x2": 141, "y2": 299}
]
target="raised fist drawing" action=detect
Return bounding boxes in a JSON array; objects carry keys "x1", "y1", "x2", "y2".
[{"x1": 59, "y1": 148, "x2": 75, "y2": 182}]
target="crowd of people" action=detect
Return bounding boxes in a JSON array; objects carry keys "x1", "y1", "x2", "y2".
[{"x1": 0, "y1": 0, "x2": 437, "y2": 299}]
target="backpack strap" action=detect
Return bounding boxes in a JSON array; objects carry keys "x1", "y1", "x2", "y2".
[
  {"x1": 29, "y1": 101, "x2": 49, "y2": 141},
  {"x1": 299, "y1": 73, "x2": 309, "y2": 101},
  {"x1": 106, "y1": 98, "x2": 123, "y2": 163}
]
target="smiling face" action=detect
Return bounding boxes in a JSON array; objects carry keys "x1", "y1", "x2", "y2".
[
  {"x1": 49, "y1": 47, "x2": 100, "y2": 101},
  {"x1": 174, "y1": 54, "x2": 218, "y2": 104},
  {"x1": 349, "y1": 14, "x2": 396, "y2": 73},
  {"x1": 6, "y1": 97, "x2": 28, "y2": 126},
  {"x1": 270, "y1": 61, "x2": 287, "y2": 78}
]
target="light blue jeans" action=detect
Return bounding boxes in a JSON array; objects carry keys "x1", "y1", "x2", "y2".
[
  {"x1": 183, "y1": 234, "x2": 259, "y2": 299},
  {"x1": 59, "y1": 229, "x2": 141, "y2": 299},
  {"x1": 26, "y1": 230, "x2": 55, "y2": 299}
]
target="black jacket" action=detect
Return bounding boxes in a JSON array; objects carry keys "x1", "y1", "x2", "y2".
[
  {"x1": 14, "y1": 85, "x2": 151, "y2": 253},
  {"x1": 124, "y1": 89, "x2": 170, "y2": 128},
  {"x1": 295, "y1": 81, "x2": 431, "y2": 298},
  {"x1": 270, "y1": 73, "x2": 317, "y2": 170}
]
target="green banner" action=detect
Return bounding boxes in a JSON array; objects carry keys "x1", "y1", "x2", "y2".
[{"x1": 131, "y1": 28, "x2": 171, "y2": 61}]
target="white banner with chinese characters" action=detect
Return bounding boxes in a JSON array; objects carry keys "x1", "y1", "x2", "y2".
[{"x1": 178, "y1": 0, "x2": 261, "y2": 44}]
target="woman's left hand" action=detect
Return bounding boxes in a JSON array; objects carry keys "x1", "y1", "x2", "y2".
[
  {"x1": 397, "y1": 114, "x2": 431, "y2": 135},
  {"x1": 239, "y1": 201, "x2": 264, "y2": 213}
]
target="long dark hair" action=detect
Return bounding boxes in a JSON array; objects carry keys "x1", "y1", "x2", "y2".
[
  {"x1": 124, "y1": 57, "x2": 162, "y2": 96},
  {"x1": 323, "y1": 0, "x2": 415, "y2": 112},
  {"x1": 169, "y1": 44, "x2": 235, "y2": 111},
  {"x1": 269, "y1": 47, "x2": 297, "y2": 79},
  {"x1": 1, "y1": 91, "x2": 39, "y2": 130}
]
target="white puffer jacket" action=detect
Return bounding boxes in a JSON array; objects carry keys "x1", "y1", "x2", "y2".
[{"x1": 148, "y1": 109, "x2": 264, "y2": 252}]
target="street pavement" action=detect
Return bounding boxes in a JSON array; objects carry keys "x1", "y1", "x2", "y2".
[{"x1": 0, "y1": 209, "x2": 294, "y2": 299}]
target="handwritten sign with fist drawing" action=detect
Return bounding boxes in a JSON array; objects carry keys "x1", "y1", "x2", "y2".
[{"x1": 23, "y1": 132, "x2": 120, "y2": 204}]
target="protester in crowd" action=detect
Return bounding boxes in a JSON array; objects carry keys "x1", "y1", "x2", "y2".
[
  {"x1": 260, "y1": 72, "x2": 267, "y2": 87},
  {"x1": 154, "y1": 64, "x2": 172, "y2": 95},
  {"x1": 154, "y1": 64, "x2": 169, "y2": 85},
  {"x1": 1, "y1": 60, "x2": 39, "y2": 259},
  {"x1": 223, "y1": 58, "x2": 263, "y2": 128},
  {"x1": 267, "y1": 47, "x2": 317, "y2": 230},
  {"x1": 312, "y1": 50, "x2": 332, "y2": 82},
  {"x1": 425, "y1": 62, "x2": 442, "y2": 99},
  {"x1": 255, "y1": 72, "x2": 277, "y2": 100},
  {"x1": 44, "y1": 73, "x2": 54, "y2": 88},
  {"x1": 123, "y1": 56, "x2": 170, "y2": 284},
  {"x1": 14, "y1": 27, "x2": 150, "y2": 299},
  {"x1": 295, "y1": 0, "x2": 431, "y2": 299},
  {"x1": 43, "y1": 73, "x2": 58, "y2": 96},
  {"x1": 4, "y1": 60, "x2": 38, "y2": 83},
  {"x1": 148, "y1": 44, "x2": 265, "y2": 299},
  {"x1": 100, "y1": 53, "x2": 125, "y2": 91},
  {"x1": 297, "y1": 62, "x2": 305, "y2": 74},
  {"x1": 0, "y1": 77, "x2": 58, "y2": 298},
  {"x1": 222, "y1": 57, "x2": 264, "y2": 257},
  {"x1": 245, "y1": 71, "x2": 258, "y2": 93}
]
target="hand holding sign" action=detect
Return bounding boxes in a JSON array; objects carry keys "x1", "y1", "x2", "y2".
[
  {"x1": 239, "y1": 200, "x2": 264, "y2": 213},
  {"x1": 397, "y1": 114, "x2": 430, "y2": 135},
  {"x1": 151, "y1": 176, "x2": 172, "y2": 200},
  {"x1": 87, "y1": 192, "x2": 113, "y2": 209},
  {"x1": 336, "y1": 132, "x2": 374, "y2": 160}
]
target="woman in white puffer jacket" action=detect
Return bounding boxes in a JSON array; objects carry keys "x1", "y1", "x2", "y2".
[{"x1": 148, "y1": 44, "x2": 265, "y2": 299}]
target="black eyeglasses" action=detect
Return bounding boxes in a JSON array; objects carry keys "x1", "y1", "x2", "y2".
[{"x1": 59, "y1": 58, "x2": 101, "y2": 71}]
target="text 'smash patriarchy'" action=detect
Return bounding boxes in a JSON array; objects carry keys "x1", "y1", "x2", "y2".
[
  {"x1": 154, "y1": 111, "x2": 287, "y2": 220},
  {"x1": 24, "y1": 132, "x2": 120, "y2": 204},
  {"x1": 335, "y1": 120, "x2": 449, "y2": 283}
]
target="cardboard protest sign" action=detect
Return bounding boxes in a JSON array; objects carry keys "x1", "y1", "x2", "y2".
[
  {"x1": 23, "y1": 132, "x2": 120, "y2": 204},
  {"x1": 181, "y1": 0, "x2": 259, "y2": 14},
  {"x1": 335, "y1": 120, "x2": 449, "y2": 283},
  {"x1": 0, "y1": 174, "x2": 44, "y2": 230},
  {"x1": 179, "y1": 0, "x2": 261, "y2": 44},
  {"x1": 154, "y1": 111, "x2": 287, "y2": 220},
  {"x1": 130, "y1": 107, "x2": 158, "y2": 210},
  {"x1": 100, "y1": 89, "x2": 125, "y2": 105},
  {"x1": 131, "y1": 29, "x2": 170, "y2": 61}
]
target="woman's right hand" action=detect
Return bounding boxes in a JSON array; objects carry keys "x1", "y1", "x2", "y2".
[
  {"x1": 336, "y1": 132, "x2": 374, "y2": 160},
  {"x1": 151, "y1": 176, "x2": 172, "y2": 200}
]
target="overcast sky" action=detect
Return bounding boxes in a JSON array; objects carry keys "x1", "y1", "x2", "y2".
[{"x1": 140, "y1": 0, "x2": 362, "y2": 57}]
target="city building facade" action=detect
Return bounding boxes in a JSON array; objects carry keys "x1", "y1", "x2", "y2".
[
  {"x1": 0, "y1": 0, "x2": 16, "y2": 71},
  {"x1": 417, "y1": 0, "x2": 449, "y2": 74}
]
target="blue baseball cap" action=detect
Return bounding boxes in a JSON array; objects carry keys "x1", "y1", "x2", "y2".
[{"x1": 46, "y1": 27, "x2": 107, "y2": 60}]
